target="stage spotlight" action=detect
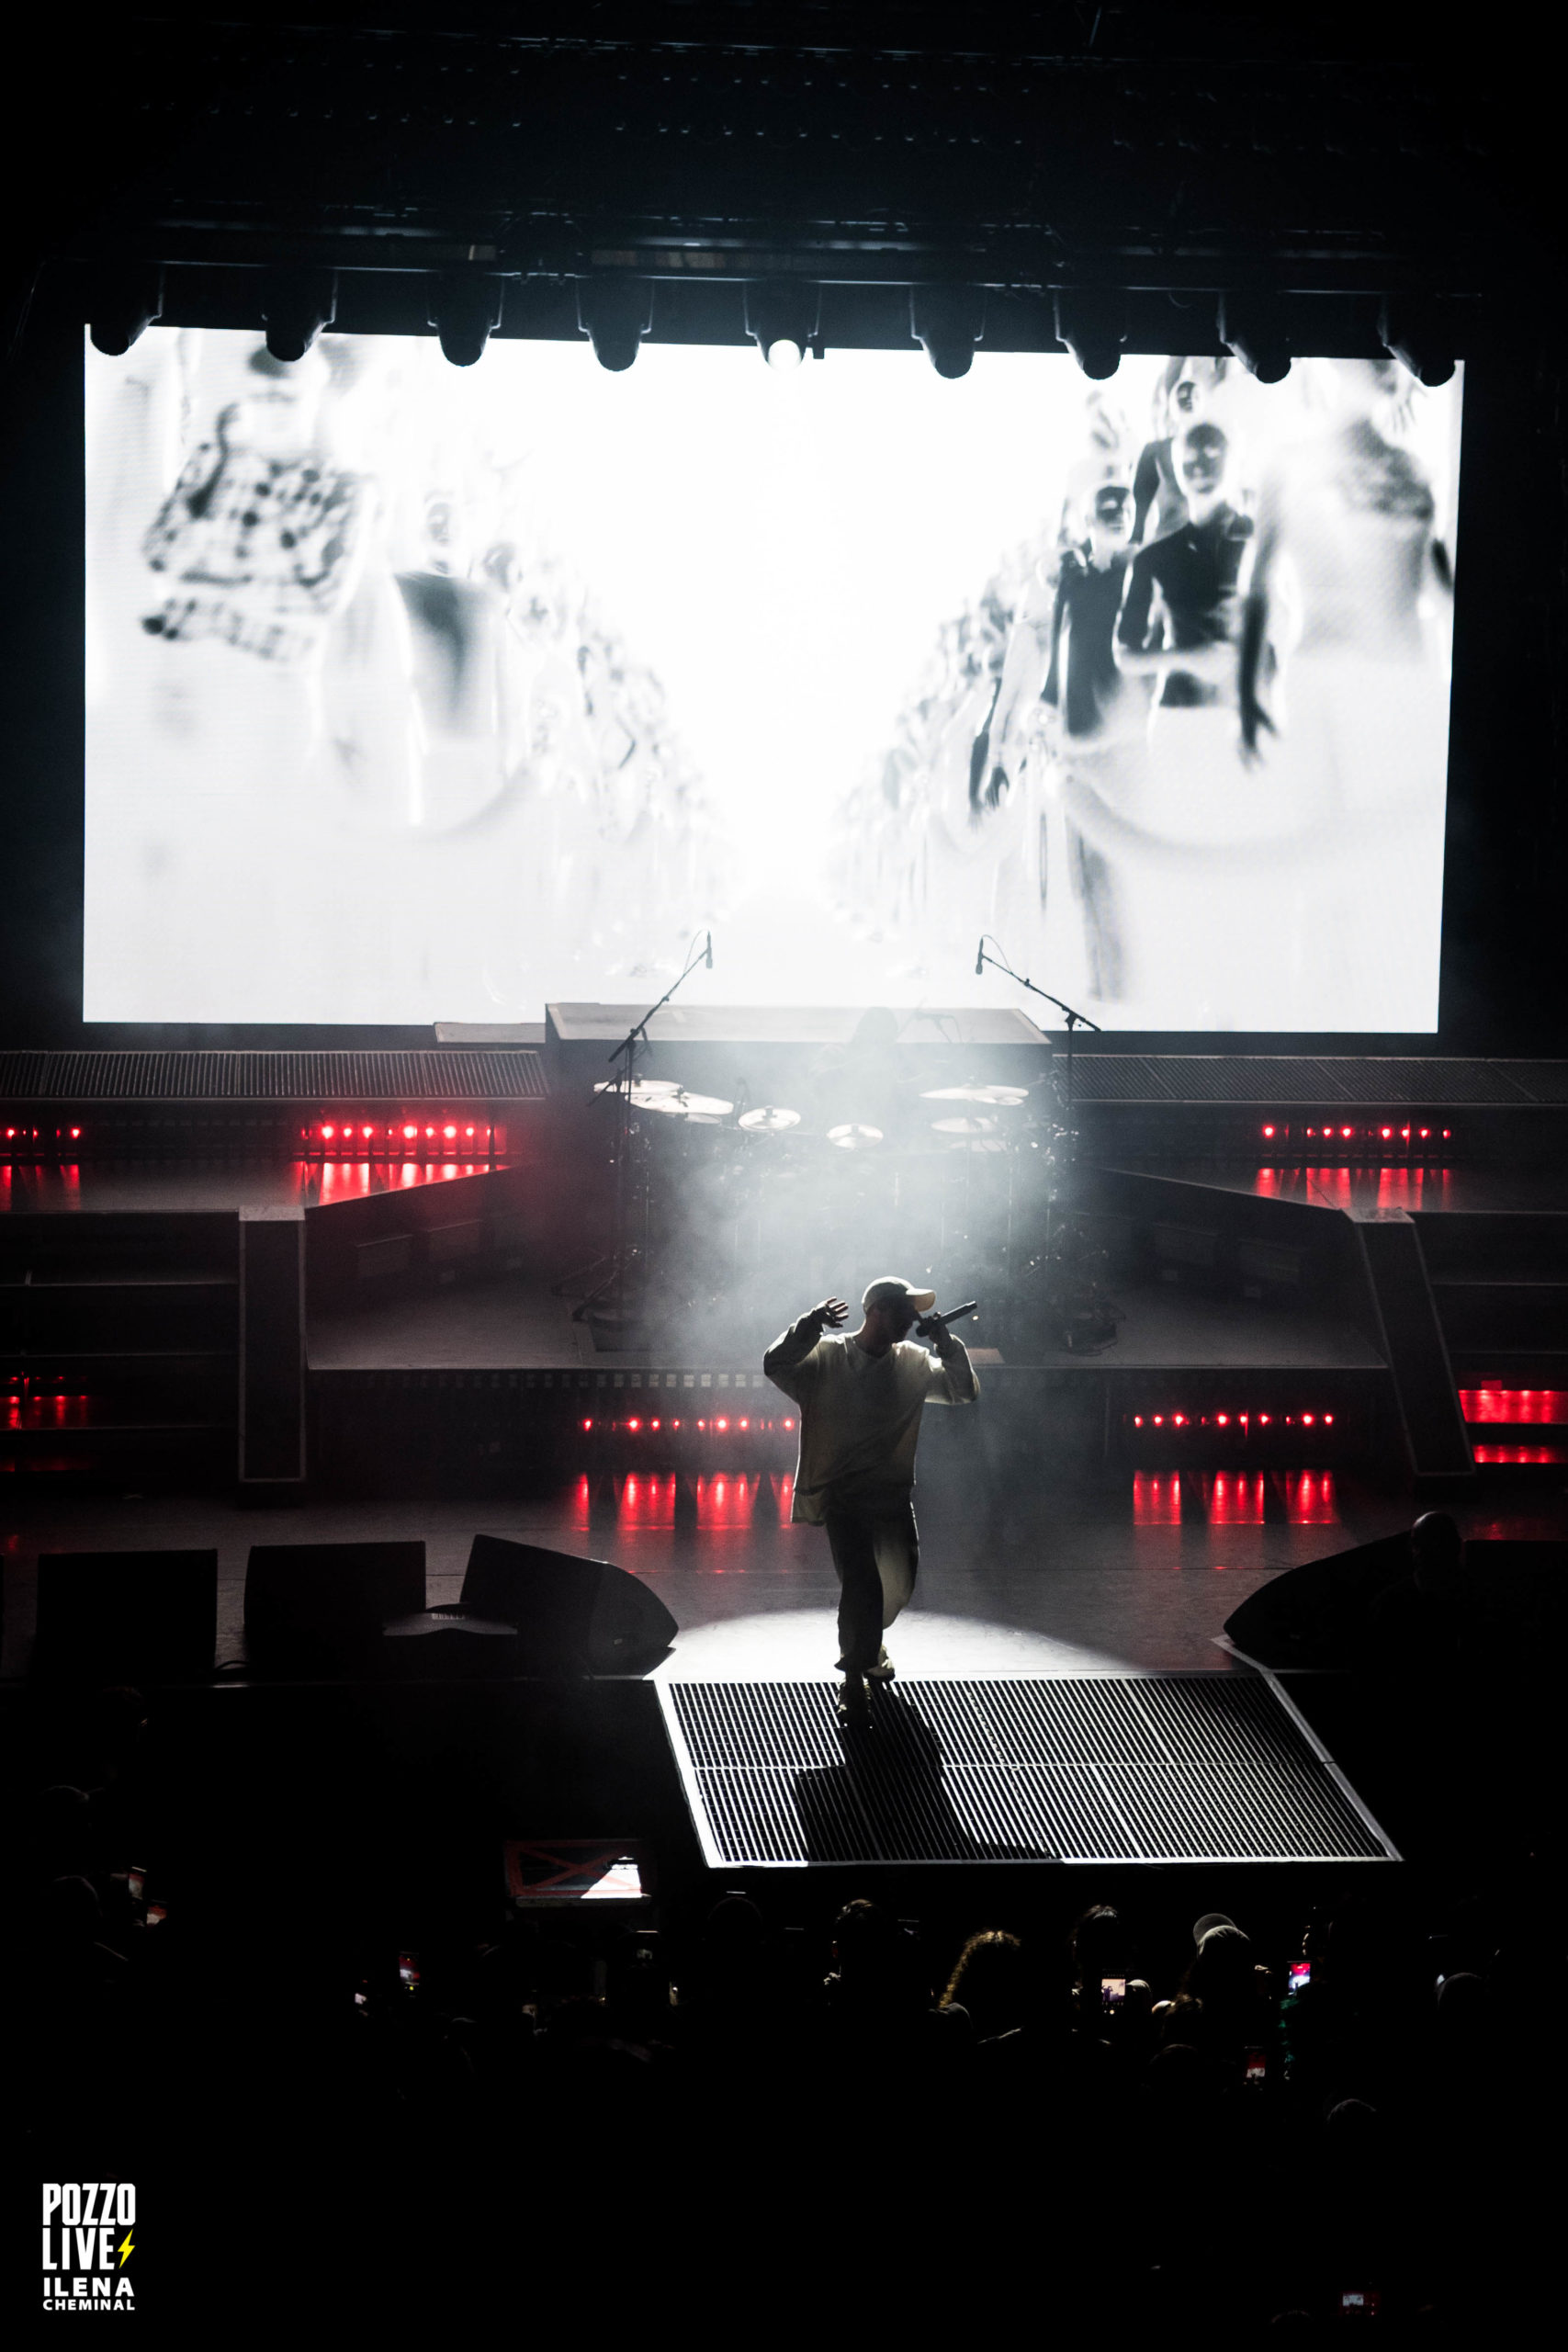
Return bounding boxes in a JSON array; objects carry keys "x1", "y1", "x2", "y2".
[
  {"x1": 1219, "y1": 293, "x2": 1292, "y2": 383},
  {"x1": 910, "y1": 284, "x2": 986, "y2": 379},
  {"x1": 261, "y1": 268, "x2": 337, "y2": 363},
  {"x1": 1379, "y1": 295, "x2": 1457, "y2": 388},
  {"x1": 744, "y1": 277, "x2": 820, "y2": 370},
  {"x1": 88, "y1": 265, "x2": 164, "y2": 356},
  {"x1": 576, "y1": 276, "x2": 653, "y2": 372},
  {"x1": 1054, "y1": 289, "x2": 1126, "y2": 379},
  {"x1": 429, "y1": 273, "x2": 505, "y2": 367}
]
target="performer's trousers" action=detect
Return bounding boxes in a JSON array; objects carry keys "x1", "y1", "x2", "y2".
[{"x1": 823, "y1": 1500, "x2": 919, "y2": 1674}]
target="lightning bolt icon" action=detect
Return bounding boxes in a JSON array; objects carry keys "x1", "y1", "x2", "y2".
[{"x1": 118, "y1": 2233, "x2": 134, "y2": 2267}]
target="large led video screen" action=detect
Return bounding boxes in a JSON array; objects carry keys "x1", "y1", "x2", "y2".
[{"x1": 85, "y1": 333, "x2": 1461, "y2": 1028}]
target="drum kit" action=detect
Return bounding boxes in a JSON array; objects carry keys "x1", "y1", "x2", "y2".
[
  {"x1": 569, "y1": 1059, "x2": 1050, "y2": 1342},
  {"x1": 593, "y1": 1078, "x2": 733, "y2": 1121},
  {"x1": 593, "y1": 1075, "x2": 1034, "y2": 1149}
]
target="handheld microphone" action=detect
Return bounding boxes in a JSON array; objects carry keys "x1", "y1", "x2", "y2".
[
  {"x1": 917, "y1": 1299, "x2": 978, "y2": 1337},
  {"x1": 975, "y1": 938, "x2": 986, "y2": 977},
  {"x1": 705, "y1": 932, "x2": 714, "y2": 969}
]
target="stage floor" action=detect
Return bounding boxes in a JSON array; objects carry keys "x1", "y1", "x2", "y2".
[
  {"x1": 0, "y1": 1159, "x2": 491, "y2": 1215},
  {"x1": 1153, "y1": 1163, "x2": 1568, "y2": 1214},
  {"x1": 5, "y1": 1463, "x2": 1562, "y2": 1686}
]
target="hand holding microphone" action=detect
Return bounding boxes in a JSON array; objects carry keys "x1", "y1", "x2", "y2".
[{"x1": 916, "y1": 1299, "x2": 978, "y2": 1348}]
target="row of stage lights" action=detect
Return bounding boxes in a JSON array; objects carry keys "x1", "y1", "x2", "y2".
[
  {"x1": 1130, "y1": 1409, "x2": 1334, "y2": 1431},
  {"x1": 578, "y1": 1415, "x2": 796, "y2": 1436},
  {"x1": 306, "y1": 1120, "x2": 486, "y2": 1148},
  {"x1": 1256, "y1": 1120, "x2": 1452, "y2": 1159},
  {"x1": 3, "y1": 1120, "x2": 493, "y2": 1159},
  {"x1": 86, "y1": 268, "x2": 1459, "y2": 384}
]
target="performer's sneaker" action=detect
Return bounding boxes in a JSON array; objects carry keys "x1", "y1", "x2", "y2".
[
  {"x1": 836, "y1": 1646, "x2": 895, "y2": 1680},
  {"x1": 837, "y1": 1673, "x2": 870, "y2": 1726}
]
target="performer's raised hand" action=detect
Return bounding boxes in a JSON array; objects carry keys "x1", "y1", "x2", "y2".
[
  {"x1": 808, "y1": 1296, "x2": 850, "y2": 1332},
  {"x1": 915, "y1": 1310, "x2": 951, "y2": 1350}
]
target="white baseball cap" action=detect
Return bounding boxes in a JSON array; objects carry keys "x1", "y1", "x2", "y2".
[{"x1": 862, "y1": 1276, "x2": 937, "y2": 1313}]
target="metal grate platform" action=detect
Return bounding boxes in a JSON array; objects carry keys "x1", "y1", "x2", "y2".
[{"x1": 660, "y1": 1675, "x2": 1394, "y2": 1868}]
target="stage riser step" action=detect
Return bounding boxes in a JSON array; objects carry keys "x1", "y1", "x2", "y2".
[
  {"x1": 661, "y1": 1677, "x2": 1393, "y2": 1869},
  {"x1": 1435, "y1": 1289, "x2": 1568, "y2": 1350},
  {"x1": 0, "y1": 1295, "x2": 238, "y2": 1352},
  {"x1": 1414, "y1": 1212, "x2": 1568, "y2": 1277},
  {"x1": 1356, "y1": 1219, "x2": 1472, "y2": 1477}
]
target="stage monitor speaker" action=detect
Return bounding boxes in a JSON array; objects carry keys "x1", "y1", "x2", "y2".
[
  {"x1": 379, "y1": 1610, "x2": 522, "y2": 1678},
  {"x1": 460, "y1": 1535, "x2": 677, "y2": 1674},
  {"x1": 245, "y1": 1540, "x2": 426, "y2": 1673},
  {"x1": 1223, "y1": 1533, "x2": 1412, "y2": 1669},
  {"x1": 33, "y1": 1549, "x2": 219, "y2": 1683}
]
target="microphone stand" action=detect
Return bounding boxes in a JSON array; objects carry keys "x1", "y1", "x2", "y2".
[
  {"x1": 569, "y1": 933, "x2": 713, "y2": 1331},
  {"x1": 976, "y1": 940, "x2": 1101, "y2": 1343},
  {"x1": 975, "y1": 939, "x2": 1100, "y2": 1119}
]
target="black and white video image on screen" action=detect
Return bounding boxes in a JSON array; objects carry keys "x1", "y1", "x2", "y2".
[{"x1": 84, "y1": 334, "x2": 1461, "y2": 1029}]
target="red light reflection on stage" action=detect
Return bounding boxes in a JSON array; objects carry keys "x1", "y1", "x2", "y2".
[
  {"x1": 317, "y1": 1160, "x2": 378, "y2": 1201},
  {"x1": 1133, "y1": 1472, "x2": 1182, "y2": 1525},
  {"x1": 313, "y1": 1159, "x2": 484, "y2": 1203},
  {"x1": 695, "y1": 1474, "x2": 758, "y2": 1532},
  {"x1": 1136, "y1": 1468, "x2": 1338, "y2": 1527},
  {"x1": 1202, "y1": 1471, "x2": 1267, "y2": 1524},
  {"x1": 772, "y1": 1475, "x2": 795, "y2": 1526},
  {"x1": 1371, "y1": 1167, "x2": 1451, "y2": 1210},
  {"x1": 1303, "y1": 1169, "x2": 1355, "y2": 1209},
  {"x1": 1460, "y1": 1387, "x2": 1568, "y2": 1426},
  {"x1": 5, "y1": 1390, "x2": 92, "y2": 1430},
  {"x1": 1472, "y1": 1443, "x2": 1566, "y2": 1464},
  {"x1": 570, "y1": 1475, "x2": 591, "y2": 1532},
  {"x1": 617, "y1": 1474, "x2": 676, "y2": 1527},
  {"x1": 1281, "y1": 1470, "x2": 1338, "y2": 1525},
  {"x1": 1261, "y1": 1166, "x2": 1454, "y2": 1213}
]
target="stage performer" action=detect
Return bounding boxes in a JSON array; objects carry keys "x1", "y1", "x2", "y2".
[{"x1": 763, "y1": 1278, "x2": 979, "y2": 1724}]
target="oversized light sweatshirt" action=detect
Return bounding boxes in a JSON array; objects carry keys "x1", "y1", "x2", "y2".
[{"x1": 761, "y1": 1316, "x2": 978, "y2": 1525}]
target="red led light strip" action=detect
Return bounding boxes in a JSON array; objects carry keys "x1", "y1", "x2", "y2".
[
  {"x1": 1255, "y1": 1120, "x2": 1451, "y2": 1156},
  {"x1": 578, "y1": 1417, "x2": 795, "y2": 1435},
  {"x1": 1129, "y1": 1409, "x2": 1334, "y2": 1430},
  {"x1": 311, "y1": 1119, "x2": 482, "y2": 1146}
]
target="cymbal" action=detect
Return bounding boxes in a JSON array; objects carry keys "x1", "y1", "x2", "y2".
[
  {"x1": 828, "y1": 1123, "x2": 884, "y2": 1150},
  {"x1": 739, "y1": 1105, "x2": 802, "y2": 1133},
  {"x1": 593, "y1": 1077, "x2": 682, "y2": 1100},
  {"x1": 920, "y1": 1084, "x2": 1030, "y2": 1107},
  {"x1": 643, "y1": 1089, "x2": 735, "y2": 1118},
  {"x1": 932, "y1": 1114, "x2": 1000, "y2": 1136}
]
